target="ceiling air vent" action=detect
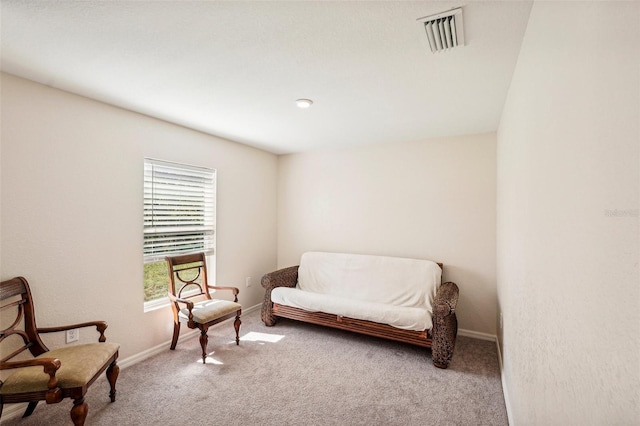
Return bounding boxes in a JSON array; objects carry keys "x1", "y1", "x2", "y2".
[{"x1": 417, "y1": 7, "x2": 464, "y2": 53}]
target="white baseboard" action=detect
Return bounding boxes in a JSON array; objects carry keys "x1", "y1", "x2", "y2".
[
  {"x1": 457, "y1": 328, "x2": 512, "y2": 425},
  {"x1": 119, "y1": 302, "x2": 260, "y2": 369},
  {"x1": 458, "y1": 328, "x2": 497, "y2": 342},
  {"x1": 116, "y1": 329, "x2": 198, "y2": 370},
  {"x1": 0, "y1": 303, "x2": 262, "y2": 422},
  {"x1": 495, "y1": 337, "x2": 514, "y2": 426}
]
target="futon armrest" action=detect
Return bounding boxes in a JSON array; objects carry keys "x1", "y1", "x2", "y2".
[
  {"x1": 261, "y1": 265, "x2": 299, "y2": 291},
  {"x1": 261, "y1": 266, "x2": 299, "y2": 326},
  {"x1": 38, "y1": 321, "x2": 109, "y2": 343},
  {"x1": 433, "y1": 282, "x2": 459, "y2": 317}
]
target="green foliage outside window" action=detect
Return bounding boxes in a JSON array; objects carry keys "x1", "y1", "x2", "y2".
[
  {"x1": 144, "y1": 260, "x2": 205, "y2": 302},
  {"x1": 143, "y1": 261, "x2": 169, "y2": 302}
]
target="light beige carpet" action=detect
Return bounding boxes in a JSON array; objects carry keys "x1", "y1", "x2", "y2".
[{"x1": 2, "y1": 309, "x2": 507, "y2": 425}]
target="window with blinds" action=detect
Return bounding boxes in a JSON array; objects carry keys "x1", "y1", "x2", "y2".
[{"x1": 143, "y1": 159, "x2": 216, "y2": 264}]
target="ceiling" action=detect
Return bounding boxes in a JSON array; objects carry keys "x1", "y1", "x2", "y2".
[{"x1": 1, "y1": 1, "x2": 532, "y2": 154}]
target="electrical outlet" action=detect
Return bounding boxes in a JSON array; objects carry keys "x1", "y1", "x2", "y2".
[
  {"x1": 66, "y1": 329, "x2": 79, "y2": 343},
  {"x1": 246, "y1": 277, "x2": 252, "y2": 288}
]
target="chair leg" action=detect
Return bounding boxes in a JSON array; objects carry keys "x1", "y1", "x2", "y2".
[
  {"x1": 234, "y1": 313, "x2": 241, "y2": 345},
  {"x1": 70, "y1": 398, "x2": 88, "y2": 426},
  {"x1": 23, "y1": 401, "x2": 38, "y2": 417},
  {"x1": 106, "y1": 360, "x2": 119, "y2": 402},
  {"x1": 170, "y1": 321, "x2": 181, "y2": 350},
  {"x1": 199, "y1": 329, "x2": 208, "y2": 364}
]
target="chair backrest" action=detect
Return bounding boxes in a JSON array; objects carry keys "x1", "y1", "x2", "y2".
[
  {"x1": 166, "y1": 253, "x2": 211, "y2": 301},
  {"x1": 0, "y1": 277, "x2": 49, "y2": 363}
]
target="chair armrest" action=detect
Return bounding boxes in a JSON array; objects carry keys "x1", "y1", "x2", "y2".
[
  {"x1": 168, "y1": 292, "x2": 194, "y2": 310},
  {"x1": 207, "y1": 285, "x2": 240, "y2": 302},
  {"x1": 1, "y1": 358, "x2": 63, "y2": 401},
  {"x1": 261, "y1": 266, "x2": 299, "y2": 326},
  {"x1": 38, "y1": 321, "x2": 109, "y2": 342},
  {"x1": 0, "y1": 357, "x2": 61, "y2": 372}
]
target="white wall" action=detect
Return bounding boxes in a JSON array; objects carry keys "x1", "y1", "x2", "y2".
[
  {"x1": 497, "y1": 1, "x2": 639, "y2": 424},
  {"x1": 0, "y1": 73, "x2": 278, "y2": 359},
  {"x1": 278, "y1": 133, "x2": 497, "y2": 335}
]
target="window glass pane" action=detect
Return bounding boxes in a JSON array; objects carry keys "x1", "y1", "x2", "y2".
[{"x1": 143, "y1": 261, "x2": 169, "y2": 302}]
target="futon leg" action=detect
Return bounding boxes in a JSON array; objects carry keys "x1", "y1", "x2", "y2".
[
  {"x1": 234, "y1": 314, "x2": 241, "y2": 345},
  {"x1": 431, "y1": 333, "x2": 455, "y2": 369},
  {"x1": 199, "y1": 330, "x2": 208, "y2": 364},
  {"x1": 106, "y1": 360, "x2": 119, "y2": 402},
  {"x1": 23, "y1": 401, "x2": 38, "y2": 417},
  {"x1": 431, "y1": 305, "x2": 458, "y2": 369},
  {"x1": 261, "y1": 300, "x2": 278, "y2": 326},
  {"x1": 431, "y1": 282, "x2": 459, "y2": 369},
  {"x1": 70, "y1": 398, "x2": 88, "y2": 426},
  {"x1": 262, "y1": 312, "x2": 277, "y2": 326},
  {"x1": 170, "y1": 321, "x2": 180, "y2": 350}
]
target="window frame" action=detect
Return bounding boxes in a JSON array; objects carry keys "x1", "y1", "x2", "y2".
[{"x1": 143, "y1": 158, "x2": 216, "y2": 311}]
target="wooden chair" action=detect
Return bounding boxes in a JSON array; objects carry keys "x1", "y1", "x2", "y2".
[
  {"x1": 166, "y1": 253, "x2": 242, "y2": 363},
  {"x1": 0, "y1": 277, "x2": 119, "y2": 426}
]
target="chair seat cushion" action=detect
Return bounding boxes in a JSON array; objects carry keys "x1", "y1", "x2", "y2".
[
  {"x1": 179, "y1": 299, "x2": 241, "y2": 324},
  {"x1": 0, "y1": 342, "x2": 119, "y2": 394}
]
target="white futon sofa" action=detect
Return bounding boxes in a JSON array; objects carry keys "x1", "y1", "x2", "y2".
[{"x1": 261, "y1": 252, "x2": 459, "y2": 368}]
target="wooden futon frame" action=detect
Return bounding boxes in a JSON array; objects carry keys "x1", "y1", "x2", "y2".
[{"x1": 260, "y1": 265, "x2": 459, "y2": 368}]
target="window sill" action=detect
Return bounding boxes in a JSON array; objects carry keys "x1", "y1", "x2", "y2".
[{"x1": 144, "y1": 297, "x2": 171, "y2": 313}]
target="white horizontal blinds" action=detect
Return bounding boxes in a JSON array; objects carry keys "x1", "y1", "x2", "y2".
[{"x1": 144, "y1": 159, "x2": 216, "y2": 263}]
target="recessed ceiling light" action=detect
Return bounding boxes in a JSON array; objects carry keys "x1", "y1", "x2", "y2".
[{"x1": 295, "y1": 99, "x2": 313, "y2": 109}]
